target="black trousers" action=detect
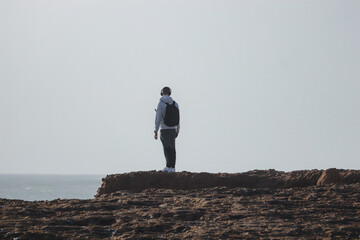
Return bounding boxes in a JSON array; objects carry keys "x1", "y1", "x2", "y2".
[{"x1": 160, "y1": 129, "x2": 177, "y2": 168}]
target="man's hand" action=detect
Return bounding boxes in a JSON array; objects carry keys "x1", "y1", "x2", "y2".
[{"x1": 154, "y1": 132, "x2": 158, "y2": 140}]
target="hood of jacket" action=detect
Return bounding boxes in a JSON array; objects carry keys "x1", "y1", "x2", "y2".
[{"x1": 160, "y1": 95, "x2": 173, "y2": 104}]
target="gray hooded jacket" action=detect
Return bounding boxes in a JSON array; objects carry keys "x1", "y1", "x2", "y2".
[{"x1": 154, "y1": 95, "x2": 180, "y2": 133}]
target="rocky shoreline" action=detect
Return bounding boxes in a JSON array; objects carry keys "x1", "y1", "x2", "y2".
[
  {"x1": 1, "y1": 169, "x2": 360, "y2": 239},
  {"x1": 96, "y1": 168, "x2": 360, "y2": 195}
]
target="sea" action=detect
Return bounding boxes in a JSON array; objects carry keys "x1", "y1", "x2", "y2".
[{"x1": 0, "y1": 174, "x2": 104, "y2": 201}]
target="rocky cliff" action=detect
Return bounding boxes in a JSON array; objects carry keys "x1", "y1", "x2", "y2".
[
  {"x1": 96, "y1": 168, "x2": 360, "y2": 196},
  {"x1": 0, "y1": 168, "x2": 359, "y2": 239}
]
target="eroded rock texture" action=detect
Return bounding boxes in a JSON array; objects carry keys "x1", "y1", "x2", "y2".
[
  {"x1": 317, "y1": 168, "x2": 344, "y2": 186},
  {"x1": 0, "y1": 169, "x2": 359, "y2": 239},
  {"x1": 96, "y1": 169, "x2": 360, "y2": 196}
]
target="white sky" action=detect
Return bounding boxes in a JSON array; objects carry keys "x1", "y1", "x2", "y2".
[{"x1": 0, "y1": 0, "x2": 359, "y2": 174}]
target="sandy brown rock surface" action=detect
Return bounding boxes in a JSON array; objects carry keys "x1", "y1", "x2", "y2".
[
  {"x1": 1, "y1": 169, "x2": 360, "y2": 239},
  {"x1": 96, "y1": 169, "x2": 360, "y2": 196}
]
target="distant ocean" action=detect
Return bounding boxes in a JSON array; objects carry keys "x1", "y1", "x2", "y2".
[{"x1": 0, "y1": 174, "x2": 103, "y2": 201}]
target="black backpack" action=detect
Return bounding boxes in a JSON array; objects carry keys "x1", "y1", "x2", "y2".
[{"x1": 163, "y1": 101, "x2": 180, "y2": 127}]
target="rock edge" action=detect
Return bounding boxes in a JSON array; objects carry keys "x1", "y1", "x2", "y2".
[{"x1": 96, "y1": 168, "x2": 360, "y2": 197}]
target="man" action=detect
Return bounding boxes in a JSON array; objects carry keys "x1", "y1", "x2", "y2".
[{"x1": 154, "y1": 87, "x2": 180, "y2": 173}]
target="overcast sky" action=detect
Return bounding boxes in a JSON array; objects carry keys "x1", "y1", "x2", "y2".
[{"x1": 1, "y1": 0, "x2": 359, "y2": 174}]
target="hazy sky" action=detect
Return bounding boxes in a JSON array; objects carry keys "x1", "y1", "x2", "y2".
[{"x1": 1, "y1": 0, "x2": 359, "y2": 174}]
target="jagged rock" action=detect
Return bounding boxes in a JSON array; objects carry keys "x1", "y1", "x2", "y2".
[{"x1": 317, "y1": 168, "x2": 344, "y2": 185}]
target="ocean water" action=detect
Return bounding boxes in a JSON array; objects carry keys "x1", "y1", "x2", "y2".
[{"x1": 0, "y1": 174, "x2": 103, "y2": 201}]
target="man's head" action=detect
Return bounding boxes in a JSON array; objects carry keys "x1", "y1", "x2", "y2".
[{"x1": 161, "y1": 87, "x2": 171, "y2": 96}]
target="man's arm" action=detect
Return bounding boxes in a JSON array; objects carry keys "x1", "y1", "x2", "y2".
[{"x1": 154, "y1": 102, "x2": 163, "y2": 139}]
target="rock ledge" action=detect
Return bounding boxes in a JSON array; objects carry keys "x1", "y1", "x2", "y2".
[{"x1": 96, "y1": 168, "x2": 360, "y2": 197}]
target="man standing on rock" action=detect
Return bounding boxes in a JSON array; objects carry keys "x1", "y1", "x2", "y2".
[{"x1": 154, "y1": 87, "x2": 180, "y2": 173}]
